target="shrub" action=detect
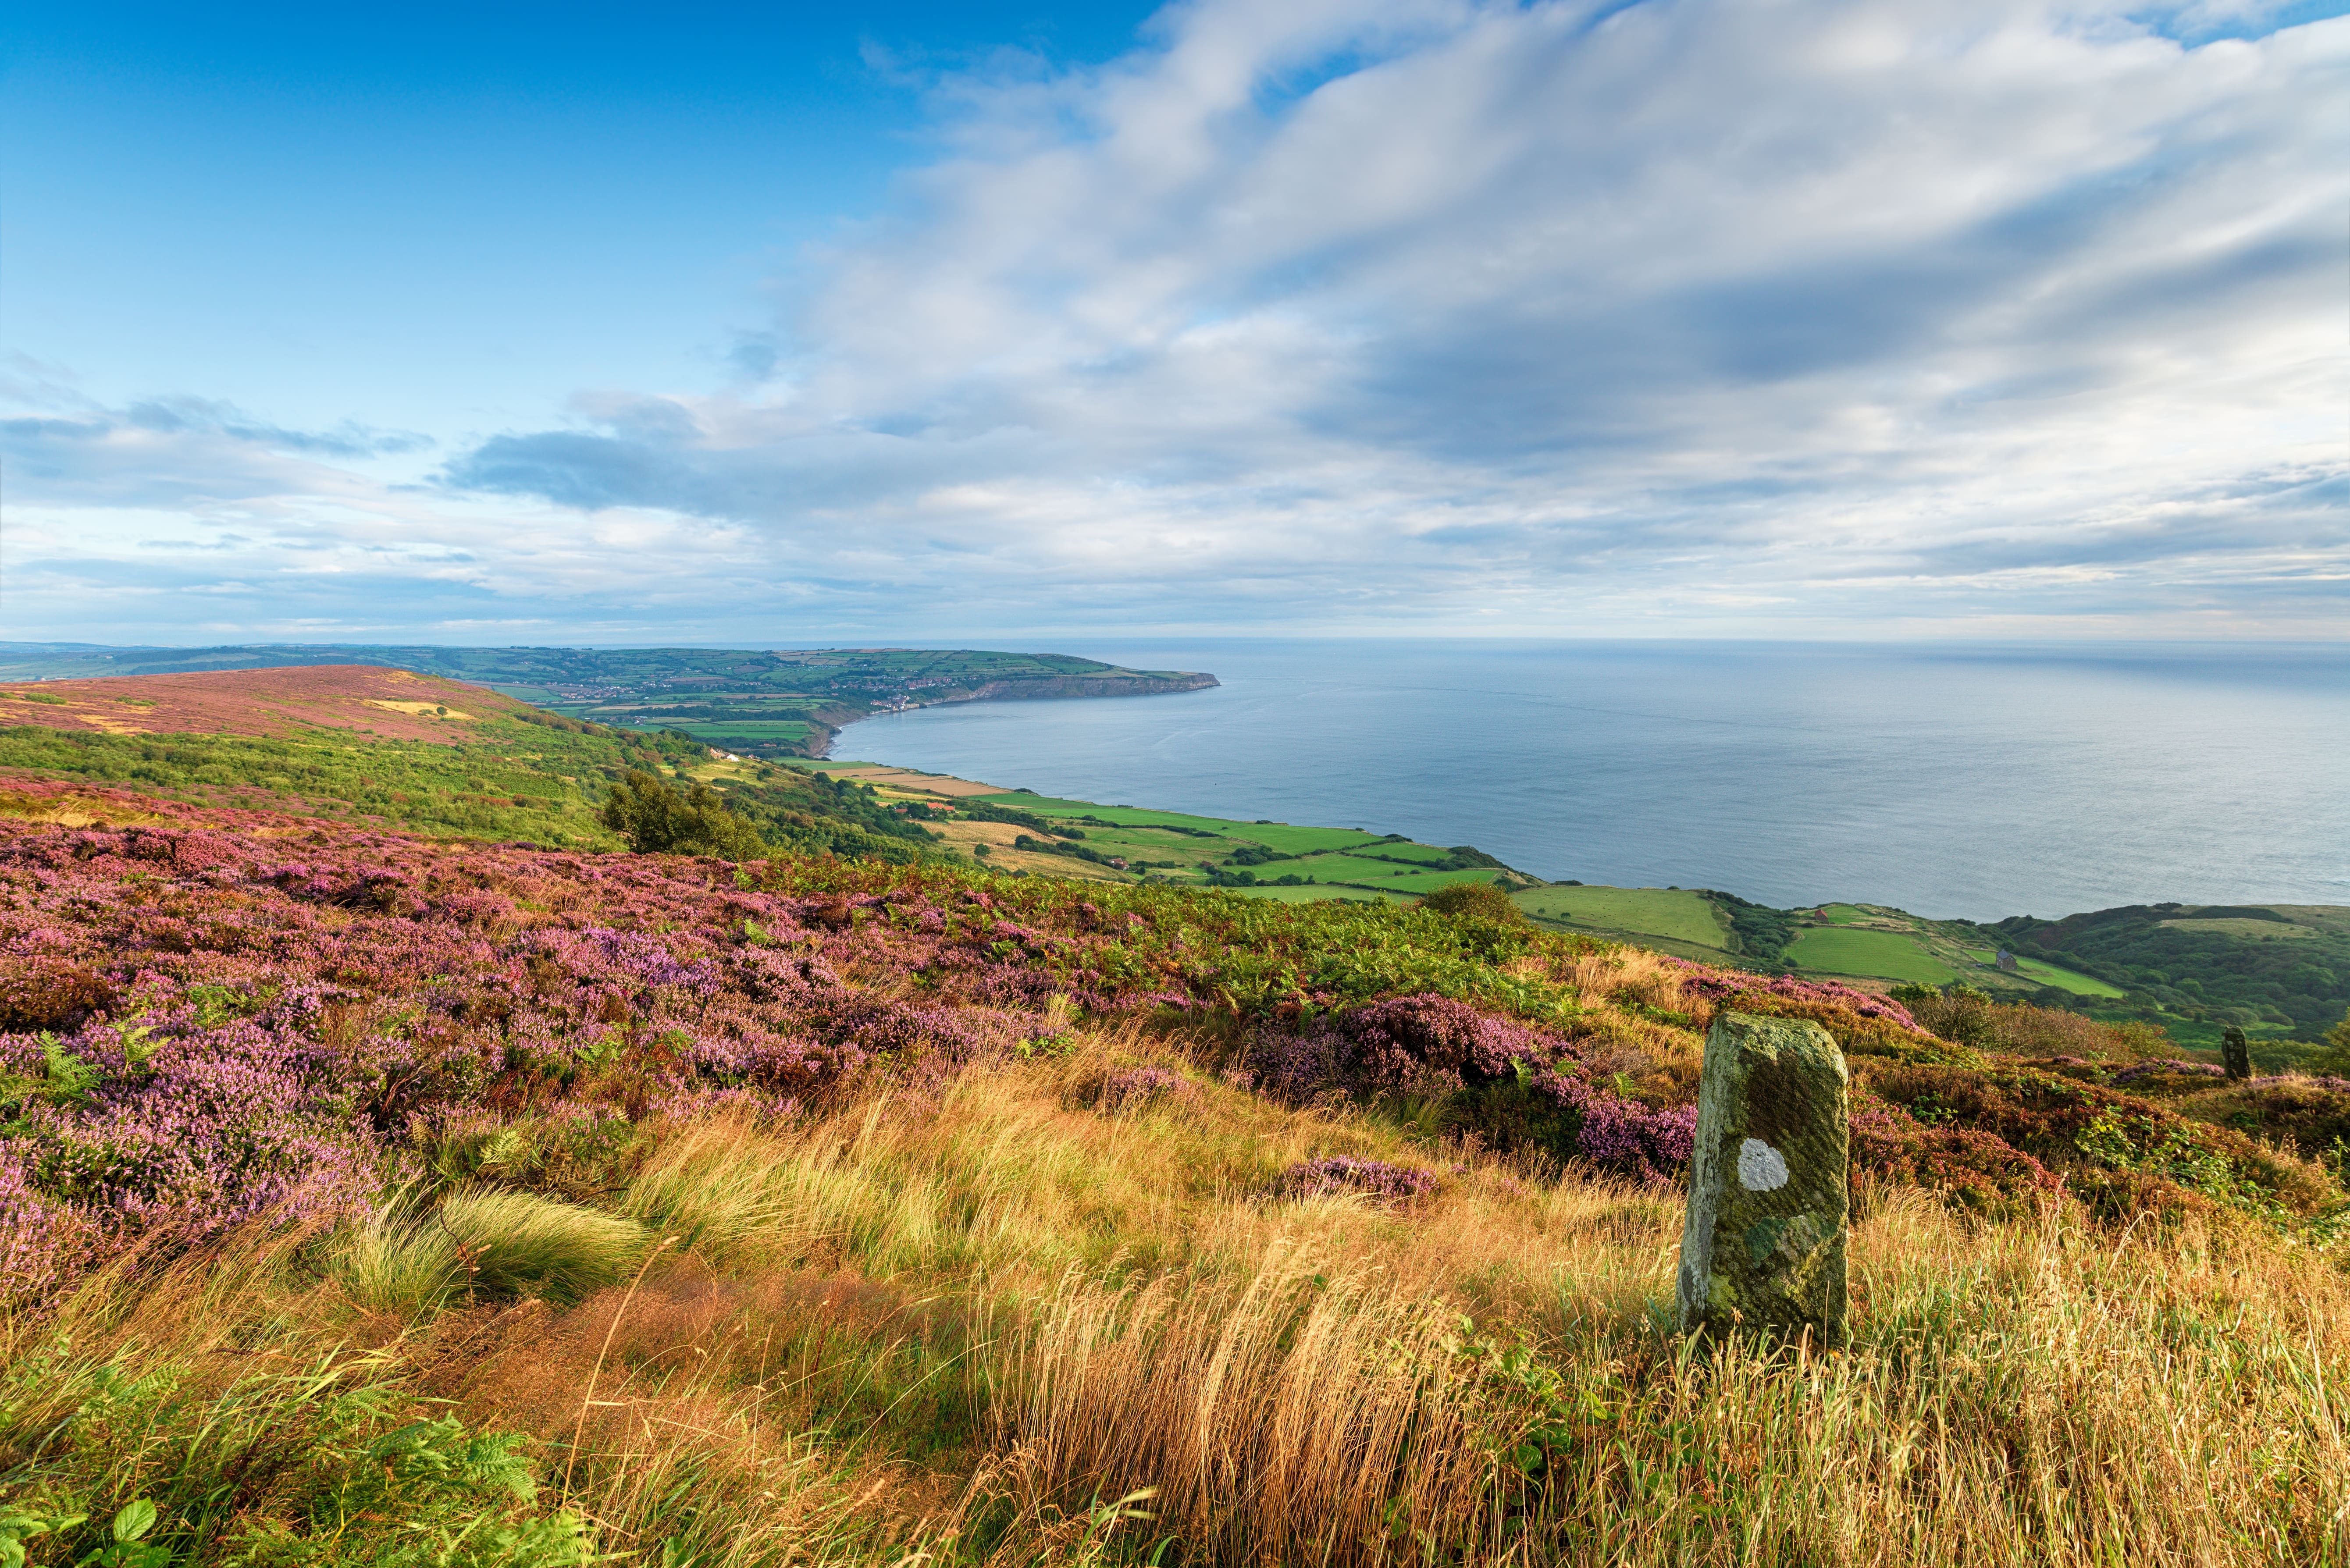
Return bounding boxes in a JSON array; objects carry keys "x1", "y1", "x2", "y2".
[
  {"x1": 1092, "y1": 1066, "x2": 1192, "y2": 1110},
  {"x1": 1277, "y1": 1155, "x2": 1436, "y2": 1202},
  {"x1": 598, "y1": 770, "x2": 769, "y2": 860},
  {"x1": 1417, "y1": 882, "x2": 1525, "y2": 926}
]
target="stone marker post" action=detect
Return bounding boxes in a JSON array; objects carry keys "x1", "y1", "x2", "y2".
[
  {"x1": 1677, "y1": 1011, "x2": 1850, "y2": 1347},
  {"x1": 2222, "y1": 1025, "x2": 2252, "y2": 1081}
]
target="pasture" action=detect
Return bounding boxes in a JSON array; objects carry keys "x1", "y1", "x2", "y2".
[
  {"x1": 1510, "y1": 885, "x2": 1735, "y2": 951},
  {"x1": 1960, "y1": 948, "x2": 2127, "y2": 997},
  {"x1": 1784, "y1": 926, "x2": 1963, "y2": 983}
]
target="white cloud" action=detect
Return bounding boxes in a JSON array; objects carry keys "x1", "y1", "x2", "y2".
[{"x1": 10, "y1": 0, "x2": 2347, "y2": 641}]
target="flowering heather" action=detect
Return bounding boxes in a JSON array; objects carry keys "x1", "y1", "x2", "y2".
[
  {"x1": 1278, "y1": 1155, "x2": 1438, "y2": 1202},
  {"x1": 1666, "y1": 962, "x2": 1923, "y2": 1033},
  {"x1": 1093, "y1": 1066, "x2": 1192, "y2": 1109},
  {"x1": 1526, "y1": 1070, "x2": 1699, "y2": 1184},
  {"x1": 1247, "y1": 993, "x2": 1564, "y2": 1101},
  {"x1": 1246, "y1": 993, "x2": 1698, "y2": 1182}
]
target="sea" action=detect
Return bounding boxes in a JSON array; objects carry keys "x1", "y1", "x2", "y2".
[{"x1": 844, "y1": 640, "x2": 2350, "y2": 922}]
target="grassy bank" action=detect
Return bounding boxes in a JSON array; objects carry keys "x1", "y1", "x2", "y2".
[{"x1": 7, "y1": 1042, "x2": 2348, "y2": 1566}]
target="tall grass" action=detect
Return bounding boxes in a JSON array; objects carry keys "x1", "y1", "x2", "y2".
[{"x1": 6, "y1": 1038, "x2": 2349, "y2": 1566}]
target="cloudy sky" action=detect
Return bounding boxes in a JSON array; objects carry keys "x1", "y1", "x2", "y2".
[{"x1": 4, "y1": 0, "x2": 2343, "y2": 646}]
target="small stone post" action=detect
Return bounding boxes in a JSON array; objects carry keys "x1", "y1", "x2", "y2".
[
  {"x1": 2222, "y1": 1025, "x2": 2251, "y2": 1081},
  {"x1": 1677, "y1": 1011, "x2": 1850, "y2": 1347}
]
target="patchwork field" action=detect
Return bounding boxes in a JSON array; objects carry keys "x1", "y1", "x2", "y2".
[
  {"x1": 1785, "y1": 925, "x2": 1964, "y2": 984},
  {"x1": 1962, "y1": 949, "x2": 2129, "y2": 997},
  {"x1": 1511, "y1": 885, "x2": 1735, "y2": 951},
  {"x1": 769, "y1": 766, "x2": 1537, "y2": 896}
]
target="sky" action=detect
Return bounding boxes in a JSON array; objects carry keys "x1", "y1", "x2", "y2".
[{"x1": 2, "y1": 0, "x2": 2344, "y2": 647}]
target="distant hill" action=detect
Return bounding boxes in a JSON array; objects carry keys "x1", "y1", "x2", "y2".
[{"x1": 0, "y1": 642, "x2": 1219, "y2": 757}]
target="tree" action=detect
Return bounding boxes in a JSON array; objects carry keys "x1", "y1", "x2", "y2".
[
  {"x1": 598, "y1": 769, "x2": 769, "y2": 860},
  {"x1": 2309, "y1": 1005, "x2": 2350, "y2": 1076},
  {"x1": 1417, "y1": 880, "x2": 1526, "y2": 926}
]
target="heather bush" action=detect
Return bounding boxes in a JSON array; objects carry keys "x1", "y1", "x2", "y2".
[
  {"x1": 1090, "y1": 1065, "x2": 1192, "y2": 1110},
  {"x1": 1277, "y1": 1155, "x2": 1437, "y2": 1202}
]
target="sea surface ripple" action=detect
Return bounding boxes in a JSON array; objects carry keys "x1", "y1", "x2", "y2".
[{"x1": 847, "y1": 640, "x2": 2350, "y2": 920}]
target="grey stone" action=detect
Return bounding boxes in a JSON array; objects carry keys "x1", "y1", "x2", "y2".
[
  {"x1": 1676, "y1": 1011, "x2": 1850, "y2": 1347},
  {"x1": 2222, "y1": 1025, "x2": 2251, "y2": 1081}
]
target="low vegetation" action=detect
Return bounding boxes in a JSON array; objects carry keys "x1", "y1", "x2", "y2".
[
  {"x1": 4, "y1": 777, "x2": 2350, "y2": 1564},
  {"x1": 0, "y1": 715, "x2": 934, "y2": 864}
]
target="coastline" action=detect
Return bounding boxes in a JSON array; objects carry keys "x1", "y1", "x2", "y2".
[{"x1": 805, "y1": 669, "x2": 1218, "y2": 757}]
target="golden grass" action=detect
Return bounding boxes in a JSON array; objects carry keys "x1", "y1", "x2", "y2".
[{"x1": 7, "y1": 1033, "x2": 2350, "y2": 1565}]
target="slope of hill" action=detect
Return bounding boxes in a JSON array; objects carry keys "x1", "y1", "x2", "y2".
[
  {"x1": 0, "y1": 665, "x2": 938, "y2": 861},
  {"x1": 0, "y1": 663, "x2": 545, "y2": 743},
  {"x1": 1, "y1": 778, "x2": 2346, "y2": 1564}
]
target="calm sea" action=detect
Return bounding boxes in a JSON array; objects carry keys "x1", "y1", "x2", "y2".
[{"x1": 844, "y1": 640, "x2": 2350, "y2": 921}]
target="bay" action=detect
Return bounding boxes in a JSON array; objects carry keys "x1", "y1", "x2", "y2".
[{"x1": 844, "y1": 640, "x2": 2350, "y2": 921}]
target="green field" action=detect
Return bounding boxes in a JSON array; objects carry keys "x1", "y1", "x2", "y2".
[
  {"x1": 1510, "y1": 886, "x2": 1734, "y2": 950},
  {"x1": 655, "y1": 718, "x2": 817, "y2": 744},
  {"x1": 1222, "y1": 883, "x2": 1406, "y2": 904},
  {"x1": 1368, "y1": 868, "x2": 1517, "y2": 894},
  {"x1": 1961, "y1": 949, "x2": 2126, "y2": 998},
  {"x1": 1786, "y1": 926, "x2": 1961, "y2": 983},
  {"x1": 1819, "y1": 903, "x2": 1874, "y2": 924},
  {"x1": 973, "y1": 796, "x2": 1355, "y2": 838},
  {"x1": 1267, "y1": 852, "x2": 1438, "y2": 883}
]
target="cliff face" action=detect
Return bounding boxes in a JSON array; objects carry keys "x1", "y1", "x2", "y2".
[
  {"x1": 962, "y1": 672, "x2": 1219, "y2": 702},
  {"x1": 805, "y1": 671, "x2": 1218, "y2": 756}
]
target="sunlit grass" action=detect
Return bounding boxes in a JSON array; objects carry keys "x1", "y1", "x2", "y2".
[{"x1": 6, "y1": 1031, "x2": 2348, "y2": 1566}]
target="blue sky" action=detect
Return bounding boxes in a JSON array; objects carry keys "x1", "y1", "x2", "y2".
[{"x1": 3, "y1": 0, "x2": 2344, "y2": 645}]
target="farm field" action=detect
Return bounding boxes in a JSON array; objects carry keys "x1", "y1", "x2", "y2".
[
  {"x1": 1361, "y1": 866, "x2": 1526, "y2": 894},
  {"x1": 773, "y1": 765, "x2": 1537, "y2": 896},
  {"x1": 1222, "y1": 882, "x2": 1406, "y2": 903},
  {"x1": 1961, "y1": 949, "x2": 2127, "y2": 997},
  {"x1": 656, "y1": 718, "x2": 817, "y2": 748},
  {"x1": 1262, "y1": 852, "x2": 1446, "y2": 884},
  {"x1": 1786, "y1": 926, "x2": 1963, "y2": 984},
  {"x1": 1511, "y1": 885, "x2": 1735, "y2": 951}
]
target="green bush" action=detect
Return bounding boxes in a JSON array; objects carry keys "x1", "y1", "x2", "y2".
[
  {"x1": 1417, "y1": 881, "x2": 1526, "y2": 927},
  {"x1": 598, "y1": 770, "x2": 769, "y2": 860}
]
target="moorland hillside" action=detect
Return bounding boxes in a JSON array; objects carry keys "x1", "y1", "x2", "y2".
[
  {"x1": 4, "y1": 774, "x2": 2350, "y2": 1565},
  {"x1": 0, "y1": 667, "x2": 937, "y2": 864}
]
